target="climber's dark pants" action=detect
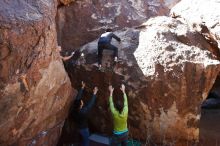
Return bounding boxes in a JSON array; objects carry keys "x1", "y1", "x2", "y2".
[
  {"x1": 79, "y1": 128, "x2": 90, "y2": 146},
  {"x1": 98, "y1": 43, "x2": 118, "y2": 65}
]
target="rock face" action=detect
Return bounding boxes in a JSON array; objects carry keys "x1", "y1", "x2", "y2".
[
  {"x1": 66, "y1": 16, "x2": 220, "y2": 144},
  {"x1": 56, "y1": 0, "x2": 180, "y2": 50},
  {"x1": 0, "y1": 1, "x2": 73, "y2": 146},
  {"x1": 59, "y1": 0, "x2": 75, "y2": 6},
  {"x1": 170, "y1": 0, "x2": 220, "y2": 58},
  {"x1": 170, "y1": 1, "x2": 220, "y2": 122}
]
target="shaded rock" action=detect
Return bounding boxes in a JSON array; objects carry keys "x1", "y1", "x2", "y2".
[
  {"x1": 66, "y1": 16, "x2": 220, "y2": 144},
  {"x1": 201, "y1": 98, "x2": 220, "y2": 109},
  {"x1": 201, "y1": 88, "x2": 220, "y2": 109},
  {"x1": 171, "y1": 0, "x2": 220, "y2": 58},
  {"x1": 56, "y1": 0, "x2": 180, "y2": 50},
  {"x1": 0, "y1": 0, "x2": 73, "y2": 145},
  {"x1": 199, "y1": 108, "x2": 220, "y2": 146}
]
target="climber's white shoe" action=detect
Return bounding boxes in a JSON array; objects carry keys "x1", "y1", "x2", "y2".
[{"x1": 114, "y1": 57, "x2": 118, "y2": 62}]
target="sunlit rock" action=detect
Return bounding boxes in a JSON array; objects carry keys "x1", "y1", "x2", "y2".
[{"x1": 171, "y1": 0, "x2": 220, "y2": 57}]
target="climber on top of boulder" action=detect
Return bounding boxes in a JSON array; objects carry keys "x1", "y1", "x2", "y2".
[{"x1": 97, "y1": 28, "x2": 121, "y2": 70}]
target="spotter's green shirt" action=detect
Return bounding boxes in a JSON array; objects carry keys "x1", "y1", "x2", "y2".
[{"x1": 109, "y1": 93, "x2": 128, "y2": 133}]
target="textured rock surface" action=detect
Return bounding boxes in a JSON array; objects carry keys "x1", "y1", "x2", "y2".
[
  {"x1": 59, "y1": 0, "x2": 75, "y2": 6},
  {"x1": 170, "y1": 0, "x2": 220, "y2": 58},
  {"x1": 56, "y1": 0, "x2": 180, "y2": 50},
  {"x1": 0, "y1": 1, "x2": 73, "y2": 145},
  {"x1": 66, "y1": 16, "x2": 220, "y2": 144}
]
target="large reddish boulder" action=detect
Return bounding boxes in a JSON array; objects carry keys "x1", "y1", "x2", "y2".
[
  {"x1": 67, "y1": 16, "x2": 220, "y2": 145},
  {"x1": 56, "y1": 0, "x2": 180, "y2": 50},
  {"x1": 0, "y1": 1, "x2": 73, "y2": 145}
]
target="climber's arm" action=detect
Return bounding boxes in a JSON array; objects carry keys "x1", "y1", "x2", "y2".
[
  {"x1": 121, "y1": 84, "x2": 128, "y2": 114},
  {"x1": 109, "y1": 85, "x2": 116, "y2": 114},
  {"x1": 82, "y1": 87, "x2": 98, "y2": 113},
  {"x1": 122, "y1": 93, "x2": 128, "y2": 114},
  {"x1": 112, "y1": 33, "x2": 121, "y2": 42},
  {"x1": 61, "y1": 52, "x2": 74, "y2": 61},
  {"x1": 75, "y1": 81, "x2": 85, "y2": 100}
]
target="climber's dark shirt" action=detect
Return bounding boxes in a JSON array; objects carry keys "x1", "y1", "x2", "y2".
[
  {"x1": 73, "y1": 89, "x2": 96, "y2": 129},
  {"x1": 98, "y1": 32, "x2": 121, "y2": 44}
]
